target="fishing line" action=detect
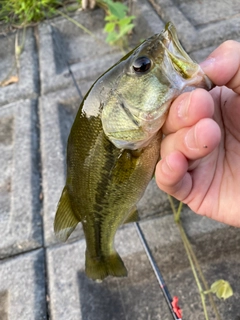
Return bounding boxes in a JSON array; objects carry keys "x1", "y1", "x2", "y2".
[{"x1": 135, "y1": 222, "x2": 182, "y2": 320}]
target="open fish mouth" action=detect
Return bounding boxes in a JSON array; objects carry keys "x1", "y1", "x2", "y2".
[{"x1": 160, "y1": 22, "x2": 214, "y2": 90}]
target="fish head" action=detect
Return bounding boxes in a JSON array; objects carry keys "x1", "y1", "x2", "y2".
[{"x1": 102, "y1": 22, "x2": 213, "y2": 150}]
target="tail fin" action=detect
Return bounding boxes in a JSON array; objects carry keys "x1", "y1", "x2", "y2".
[
  {"x1": 54, "y1": 186, "x2": 79, "y2": 242},
  {"x1": 85, "y1": 250, "x2": 127, "y2": 280}
]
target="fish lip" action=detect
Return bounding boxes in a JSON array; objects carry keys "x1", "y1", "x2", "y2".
[
  {"x1": 158, "y1": 22, "x2": 214, "y2": 91},
  {"x1": 161, "y1": 22, "x2": 190, "y2": 61},
  {"x1": 158, "y1": 22, "x2": 197, "y2": 77}
]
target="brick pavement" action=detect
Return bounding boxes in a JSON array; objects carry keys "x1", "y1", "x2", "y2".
[{"x1": 0, "y1": 0, "x2": 240, "y2": 319}]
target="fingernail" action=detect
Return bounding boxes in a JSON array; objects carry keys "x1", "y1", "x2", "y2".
[
  {"x1": 200, "y1": 57, "x2": 215, "y2": 70},
  {"x1": 185, "y1": 127, "x2": 198, "y2": 150},
  {"x1": 177, "y1": 92, "x2": 192, "y2": 119}
]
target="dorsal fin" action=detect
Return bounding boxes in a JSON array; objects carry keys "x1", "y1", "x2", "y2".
[{"x1": 54, "y1": 186, "x2": 79, "y2": 242}]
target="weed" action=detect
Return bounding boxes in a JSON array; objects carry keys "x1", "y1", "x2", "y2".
[
  {"x1": 0, "y1": 0, "x2": 135, "y2": 48},
  {"x1": 100, "y1": 0, "x2": 135, "y2": 47},
  {"x1": 0, "y1": 0, "x2": 64, "y2": 25}
]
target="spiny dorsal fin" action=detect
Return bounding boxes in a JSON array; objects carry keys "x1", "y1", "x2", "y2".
[{"x1": 54, "y1": 186, "x2": 79, "y2": 242}]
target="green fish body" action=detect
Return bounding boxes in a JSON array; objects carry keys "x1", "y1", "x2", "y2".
[{"x1": 54, "y1": 22, "x2": 213, "y2": 280}]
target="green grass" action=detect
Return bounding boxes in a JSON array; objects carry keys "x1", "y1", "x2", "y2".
[
  {"x1": 0, "y1": 0, "x2": 66, "y2": 25},
  {"x1": 0, "y1": 0, "x2": 135, "y2": 48}
]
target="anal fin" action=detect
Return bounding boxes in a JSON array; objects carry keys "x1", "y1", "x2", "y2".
[{"x1": 54, "y1": 186, "x2": 79, "y2": 242}]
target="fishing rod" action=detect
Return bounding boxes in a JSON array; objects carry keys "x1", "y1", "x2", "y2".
[{"x1": 135, "y1": 222, "x2": 182, "y2": 320}]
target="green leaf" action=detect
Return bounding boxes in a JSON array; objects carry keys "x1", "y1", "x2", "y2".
[
  {"x1": 119, "y1": 23, "x2": 134, "y2": 36},
  {"x1": 211, "y1": 280, "x2": 233, "y2": 300},
  {"x1": 104, "y1": 14, "x2": 117, "y2": 22},
  {"x1": 104, "y1": 22, "x2": 115, "y2": 33},
  {"x1": 103, "y1": 0, "x2": 128, "y2": 19},
  {"x1": 106, "y1": 31, "x2": 118, "y2": 44},
  {"x1": 118, "y1": 16, "x2": 135, "y2": 27}
]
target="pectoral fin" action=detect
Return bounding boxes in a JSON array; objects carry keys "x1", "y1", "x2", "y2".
[{"x1": 54, "y1": 186, "x2": 79, "y2": 242}]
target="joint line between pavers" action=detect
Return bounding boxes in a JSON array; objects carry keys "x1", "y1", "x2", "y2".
[{"x1": 45, "y1": 19, "x2": 84, "y2": 100}]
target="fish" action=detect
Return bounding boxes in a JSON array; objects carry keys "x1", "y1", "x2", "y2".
[{"x1": 54, "y1": 22, "x2": 213, "y2": 280}]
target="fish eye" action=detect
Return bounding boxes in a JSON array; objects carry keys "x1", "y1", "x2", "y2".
[{"x1": 132, "y1": 56, "x2": 151, "y2": 73}]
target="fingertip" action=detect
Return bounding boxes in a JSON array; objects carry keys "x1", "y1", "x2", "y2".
[
  {"x1": 200, "y1": 40, "x2": 240, "y2": 90},
  {"x1": 155, "y1": 151, "x2": 192, "y2": 201},
  {"x1": 155, "y1": 151, "x2": 188, "y2": 188}
]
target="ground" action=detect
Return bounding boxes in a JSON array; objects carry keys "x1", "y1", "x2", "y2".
[{"x1": 0, "y1": 0, "x2": 240, "y2": 319}]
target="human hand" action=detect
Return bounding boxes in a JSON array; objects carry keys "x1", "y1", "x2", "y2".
[{"x1": 156, "y1": 40, "x2": 240, "y2": 227}]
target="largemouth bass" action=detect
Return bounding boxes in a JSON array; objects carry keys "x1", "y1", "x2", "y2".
[{"x1": 54, "y1": 22, "x2": 213, "y2": 280}]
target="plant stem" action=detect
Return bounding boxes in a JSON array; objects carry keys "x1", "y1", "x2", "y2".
[
  {"x1": 15, "y1": 26, "x2": 26, "y2": 73},
  {"x1": 168, "y1": 196, "x2": 210, "y2": 320},
  {"x1": 180, "y1": 226, "x2": 222, "y2": 320},
  {"x1": 178, "y1": 222, "x2": 209, "y2": 320},
  {"x1": 168, "y1": 196, "x2": 222, "y2": 320}
]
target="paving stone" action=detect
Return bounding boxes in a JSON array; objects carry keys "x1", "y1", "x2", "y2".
[
  {"x1": 1, "y1": 1, "x2": 240, "y2": 319},
  {"x1": 164, "y1": 253, "x2": 240, "y2": 320},
  {"x1": 149, "y1": 0, "x2": 240, "y2": 52},
  {"x1": 0, "y1": 249, "x2": 46, "y2": 320},
  {"x1": 38, "y1": 8, "x2": 121, "y2": 95},
  {"x1": 47, "y1": 215, "x2": 240, "y2": 319},
  {"x1": 139, "y1": 215, "x2": 240, "y2": 317},
  {"x1": 139, "y1": 210, "x2": 240, "y2": 273},
  {"x1": 0, "y1": 100, "x2": 42, "y2": 258},
  {"x1": 39, "y1": 87, "x2": 81, "y2": 246},
  {"x1": 38, "y1": 0, "x2": 164, "y2": 96},
  {"x1": 132, "y1": 0, "x2": 165, "y2": 37},
  {"x1": 0, "y1": 28, "x2": 39, "y2": 107},
  {"x1": 174, "y1": 0, "x2": 240, "y2": 27}
]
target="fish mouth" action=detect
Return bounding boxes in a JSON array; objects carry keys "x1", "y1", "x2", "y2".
[{"x1": 160, "y1": 22, "x2": 214, "y2": 91}]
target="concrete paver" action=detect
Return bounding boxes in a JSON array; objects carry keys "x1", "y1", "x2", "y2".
[
  {"x1": 38, "y1": 10, "x2": 121, "y2": 95},
  {"x1": 39, "y1": 87, "x2": 82, "y2": 245},
  {"x1": 38, "y1": 0, "x2": 164, "y2": 96},
  {"x1": 0, "y1": 100, "x2": 42, "y2": 258},
  {"x1": 0, "y1": 249, "x2": 46, "y2": 320},
  {"x1": 0, "y1": 28, "x2": 39, "y2": 106},
  {"x1": 47, "y1": 215, "x2": 240, "y2": 319},
  {"x1": 0, "y1": 0, "x2": 240, "y2": 319},
  {"x1": 149, "y1": 0, "x2": 240, "y2": 52}
]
